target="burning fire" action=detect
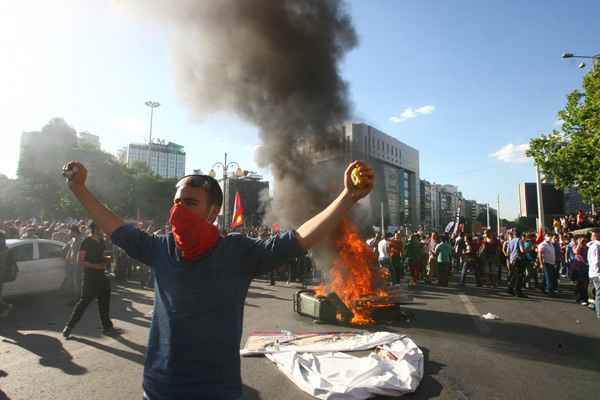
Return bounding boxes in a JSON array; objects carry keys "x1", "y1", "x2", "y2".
[{"x1": 316, "y1": 218, "x2": 390, "y2": 325}]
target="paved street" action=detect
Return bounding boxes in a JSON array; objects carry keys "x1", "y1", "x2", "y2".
[{"x1": 1, "y1": 277, "x2": 599, "y2": 400}]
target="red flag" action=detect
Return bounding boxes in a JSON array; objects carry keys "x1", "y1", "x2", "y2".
[
  {"x1": 535, "y1": 225, "x2": 544, "y2": 244},
  {"x1": 231, "y1": 192, "x2": 244, "y2": 228}
]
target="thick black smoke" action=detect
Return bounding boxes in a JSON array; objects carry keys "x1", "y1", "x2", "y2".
[{"x1": 130, "y1": 0, "x2": 357, "y2": 228}]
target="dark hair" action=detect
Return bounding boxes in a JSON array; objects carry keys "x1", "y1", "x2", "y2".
[
  {"x1": 88, "y1": 221, "x2": 97, "y2": 233},
  {"x1": 176, "y1": 175, "x2": 223, "y2": 208}
]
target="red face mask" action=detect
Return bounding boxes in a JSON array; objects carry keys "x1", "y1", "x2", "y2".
[{"x1": 168, "y1": 203, "x2": 221, "y2": 261}]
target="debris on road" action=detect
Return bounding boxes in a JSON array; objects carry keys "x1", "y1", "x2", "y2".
[
  {"x1": 241, "y1": 331, "x2": 423, "y2": 399},
  {"x1": 481, "y1": 312, "x2": 501, "y2": 320}
]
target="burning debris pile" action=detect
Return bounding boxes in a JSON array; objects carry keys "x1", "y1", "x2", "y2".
[
  {"x1": 316, "y1": 219, "x2": 392, "y2": 324},
  {"x1": 294, "y1": 219, "x2": 412, "y2": 325}
]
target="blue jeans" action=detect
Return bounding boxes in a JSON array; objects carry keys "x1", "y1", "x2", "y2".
[
  {"x1": 543, "y1": 263, "x2": 557, "y2": 294},
  {"x1": 591, "y1": 277, "x2": 600, "y2": 318}
]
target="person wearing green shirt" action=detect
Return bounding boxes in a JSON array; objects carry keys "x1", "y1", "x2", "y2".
[{"x1": 435, "y1": 236, "x2": 452, "y2": 286}]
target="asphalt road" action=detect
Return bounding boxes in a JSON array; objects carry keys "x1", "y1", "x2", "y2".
[{"x1": 1, "y1": 276, "x2": 599, "y2": 400}]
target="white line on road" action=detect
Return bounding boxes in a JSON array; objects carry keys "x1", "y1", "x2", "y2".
[{"x1": 458, "y1": 294, "x2": 491, "y2": 335}]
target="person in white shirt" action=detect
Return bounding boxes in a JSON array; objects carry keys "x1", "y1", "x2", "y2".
[
  {"x1": 378, "y1": 234, "x2": 391, "y2": 270},
  {"x1": 587, "y1": 229, "x2": 600, "y2": 319},
  {"x1": 538, "y1": 233, "x2": 557, "y2": 296}
]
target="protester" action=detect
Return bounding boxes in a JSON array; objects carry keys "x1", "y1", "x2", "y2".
[
  {"x1": 426, "y1": 232, "x2": 439, "y2": 284},
  {"x1": 377, "y1": 233, "x2": 391, "y2": 271},
  {"x1": 405, "y1": 233, "x2": 424, "y2": 287},
  {"x1": 435, "y1": 235, "x2": 452, "y2": 287},
  {"x1": 551, "y1": 233, "x2": 563, "y2": 291},
  {"x1": 538, "y1": 233, "x2": 557, "y2": 296},
  {"x1": 553, "y1": 217, "x2": 562, "y2": 235},
  {"x1": 571, "y1": 236, "x2": 589, "y2": 304},
  {"x1": 505, "y1": 230, "x2": 526, "y2": 297},
  {"x1": 459, "y1": 234, "x2": 479, "y2": 286},
  {"x1": 587, "y1": 229, "x2": 600, "y2": 319},
  {"x1": 454, "y1": 232, "x2": 466, "y2": 273},
  {"x1": 63, "y1": 221, "x2": 116, "y2": 338},
  {"x1": 564, "y1": 233, "x2": 576, "y2": 278},
  {"x1": 59, "y1": 159, "x2": 373, "y2": 400},
  {"x1": 479, "y1": 229, "x2": 500, "y2": 287},
  {"x1": 389, "y1": 232, "x2": 403, "y2": 284},
  {"x1": 522, "y1": 233, "x2": 538, "y2": 289}
]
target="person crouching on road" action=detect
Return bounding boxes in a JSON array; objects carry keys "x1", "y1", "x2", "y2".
[
  {"x1": 59, "y1": 159, "x2": 374, "y2": 400},
  {"x1": 63, "y1": 221, "x2": 116, "y2": 337}
]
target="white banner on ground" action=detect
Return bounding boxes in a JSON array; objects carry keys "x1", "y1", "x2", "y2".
[{"x1": 265, "y1": 335, "x2": 424, "y2": 400}]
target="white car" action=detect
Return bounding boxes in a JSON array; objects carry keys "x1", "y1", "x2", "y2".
[{"x1": 2, "y1": 239, "x2": 67, "y2": 297}]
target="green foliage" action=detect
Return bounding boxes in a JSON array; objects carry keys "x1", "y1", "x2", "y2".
[
  {"x1": 528, "y1": 63, "x2": 600, "y2": 204},
  {"x1": 9, "y1": 118, "x2": 179, "y2": 223}
]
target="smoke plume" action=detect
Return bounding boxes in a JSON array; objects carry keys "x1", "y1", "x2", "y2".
[{"x1": 128, "y1": 0, "x2": 357, "y2": 228}]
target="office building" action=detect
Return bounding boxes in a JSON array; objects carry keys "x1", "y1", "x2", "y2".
[
  {"x1": 126, "y1": 141, "x2": 186, "y2": 179},
  {"x1": 341, "y1": 123, "x2": 420, "y2": 228}
]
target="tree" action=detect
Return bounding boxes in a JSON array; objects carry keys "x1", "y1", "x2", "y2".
[
  {"x1": 9, "y1": 118, "x2": 179, "y2": 222},
  {"x1": 528, "y1": 63, "x2": 600, "y2": 204}
]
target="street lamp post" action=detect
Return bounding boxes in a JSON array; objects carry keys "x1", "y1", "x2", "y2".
[
  {"x1": 562, "y1": 52, "x2": 600, "y2": 69},
  {"x1": 144, "y1": 101, "x2": 160, "y2": 172},
  {"x1": 209, "y1": 153, "x2": 244, "y2": 231}
]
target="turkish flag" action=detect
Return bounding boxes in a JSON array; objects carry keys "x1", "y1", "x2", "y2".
[
  {"x1": 231, "y1": 192, "x2": 244, "y2": 228},
  {"x1": 535, "y1": 225, "x2": 544, "y2": 244}
]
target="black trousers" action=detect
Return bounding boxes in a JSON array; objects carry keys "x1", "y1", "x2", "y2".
[
  {"x1": 66, "y1": 269, "x2": 112, "y2": 329},
  {"x1": 508, "y1": 261, "x2": 525, "y2": 294}
]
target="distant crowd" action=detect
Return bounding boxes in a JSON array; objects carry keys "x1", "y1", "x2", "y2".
[
  {"x1": 552, "y1": 209, "x2": 600, "y2": 234},
  {"x1": 369, "y1": 223, "x2": 599, "y2": 320}
]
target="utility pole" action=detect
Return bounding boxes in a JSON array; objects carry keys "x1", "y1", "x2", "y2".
[
  {"x1": 144, "y1": 100, "x2": 160, "y2": 172},
  {"x1": 380, "y1": 201, "x2": 385, "y2": 235},
  {"x1": 209, "y1": 153, "x2": 243, "y2": 231},
  {"x1": 486, "y1": 203, "x2": 490, "y2": 229},
  {"x1": 535, "y1": 164, "x2": 545, "y2": 232},
  {"x1": 497, "y1": 194, "x2": 501, "y2": 236}
]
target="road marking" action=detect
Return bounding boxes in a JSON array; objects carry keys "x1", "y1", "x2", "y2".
[{"x1": 458, "y1": 294, "x2": 491, "y2": 335}]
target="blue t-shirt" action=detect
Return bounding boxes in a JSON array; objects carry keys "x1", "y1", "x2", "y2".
[
  {"x1": 506, "y1": 238, "x2": 523, "y2": 264},
  {"x1": 111, "y1": 225, "x2": 305, "y2": 400}
]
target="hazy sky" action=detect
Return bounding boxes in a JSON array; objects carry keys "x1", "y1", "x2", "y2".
[{"x1": 1, "y1": 0, "x2": 599, "y2": 218}]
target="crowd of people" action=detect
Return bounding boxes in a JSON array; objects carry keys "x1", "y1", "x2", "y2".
[
  {"x1": 369, "y1": 224, "x2": 600, "y2": 320},
  {"x1": 551, "y1": 209, "x2": 600, "y2": 234}
]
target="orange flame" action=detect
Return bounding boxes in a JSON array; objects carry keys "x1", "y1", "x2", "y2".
[{"x1": 316, "y1": 218, "x2": 390, "y2": 325}]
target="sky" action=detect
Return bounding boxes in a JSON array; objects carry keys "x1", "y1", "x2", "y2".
[{"x1": 1, "y1": 0, "x2": 599, "y2": 219}]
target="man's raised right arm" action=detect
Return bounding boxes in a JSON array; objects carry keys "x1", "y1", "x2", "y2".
[{"x1": 63, "y1": 161, "x2": 124, "y2": 236}]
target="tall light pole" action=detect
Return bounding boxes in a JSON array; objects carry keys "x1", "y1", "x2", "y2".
[
  {"x1": 496, "y1": 194, "x2": 501, "y2": 236},
  {"x1": 209, "y1": 153, "x2": 244, "y2": 231},
  {"x1": 145, "y1": 101, "x2": 160, "y2": 172},
  {"x1": 562, "y1": 52, "x2": 600, "y2": 69},
  {"x1": 535, "y1": 164, "x2": 546, "y2": 233}
]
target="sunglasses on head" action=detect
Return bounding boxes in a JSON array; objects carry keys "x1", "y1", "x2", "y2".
[{"x1": 176, "y1": 175, "x2": 219, "y2": 189}]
